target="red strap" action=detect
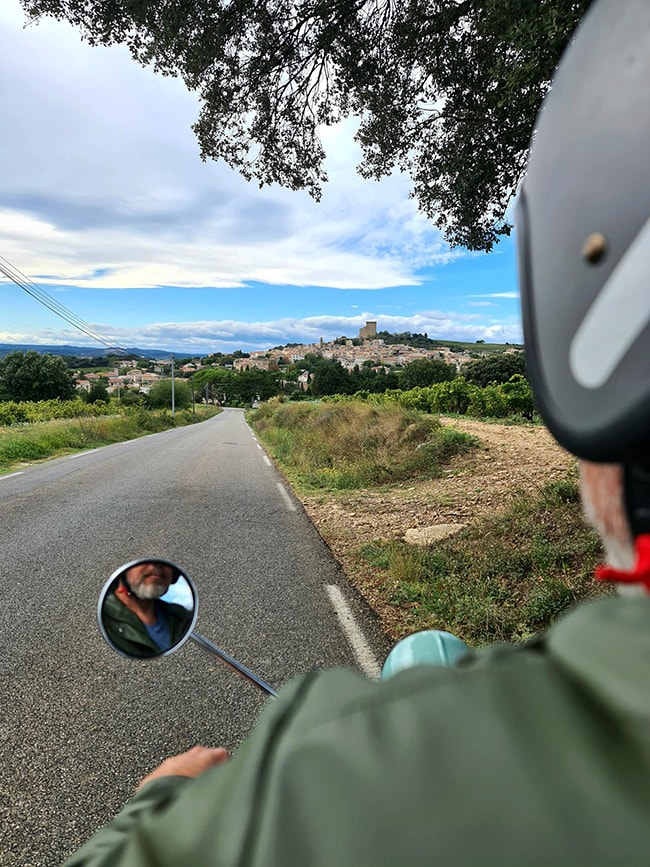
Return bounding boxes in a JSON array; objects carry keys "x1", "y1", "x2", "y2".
[{"x1": 595, "y1": 533, "x2": 650, "y2": 591}]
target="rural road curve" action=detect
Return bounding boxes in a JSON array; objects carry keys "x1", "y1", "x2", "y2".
[{"x1": 0, "y1": 409, "x2": 389, "y2": 866}]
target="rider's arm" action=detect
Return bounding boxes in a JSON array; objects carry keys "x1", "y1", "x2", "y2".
[{"x1": 61, "y1": 671, "x2": 325, "y2": 867}]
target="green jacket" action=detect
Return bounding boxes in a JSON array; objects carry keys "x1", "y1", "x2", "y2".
[
  {"x1": 102, "y1": 593, "x2": 192, "y2": 657},
  {"x1": 68, "y1": 596, "x2": 650, "y2": 865}
]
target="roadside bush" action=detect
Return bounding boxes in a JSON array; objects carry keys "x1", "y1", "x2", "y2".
[
  {"x1": 500, "y1": 375, "x2": 536, "y2": 419},
  {"x1": 0, "y1": 407, "x2": 220, "y2": 469},
  {"x1": 119, "y1": 389, "x2": 145, "y2": 407},
  {"x1": 328, "y1": 377, "x2": 537, "y2": 422},
  {"x1": 428, "y1": 378, "x2": 474, "y2": 414},
  {"x1": 467, "y1": 384, "x2": 509, "y2": 418},
  {"x1": 0, "y1": 398, "x2": 121, "y2": 425},
  {"x1": 0, "y1": 402, "x2": 28, "y2": 425},
  {"x1": 86, "y1": 384, "x2": 110, "y2": 403},
  {"x1": 249, "y1": 399, "x2": 477, "y2": 490},
  {"x1": 146, "y1": 379, "x2": 192, "y2": 410}
]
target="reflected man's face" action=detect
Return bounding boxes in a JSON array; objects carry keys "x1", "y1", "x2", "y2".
[{"x1": 125, "y1": 562, "x2": 174, "y2": 601}]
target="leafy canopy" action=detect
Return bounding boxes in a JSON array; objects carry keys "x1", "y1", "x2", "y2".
[
  {"x1": 462, "y1": 351, "x2": 527, "y2": 387},
  {"x1": 399, "y1": 358, "x2": 457, "y2": 390},
  {"x1": 147, "y1": 378, "x2": 193, "y2": 409},
  {"x1": 0, "y1": 350, "x2": 77, "y2": 402},
  {"x1": 20, "y1": 0, "x2": 591, "y2": 250}
]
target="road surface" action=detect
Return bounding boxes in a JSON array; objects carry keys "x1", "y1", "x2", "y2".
[{"x1": 0, "y1": 409, "x2": 389, "y2": 866}]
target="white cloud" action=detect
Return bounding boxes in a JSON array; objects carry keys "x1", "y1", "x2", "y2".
[
  {"x1": 0, "y1": 1, "x2": 521, "y2": 352},
  {"x1": 469, "y1": 292, "x2": 520, "y2": 299},
  {"x1": 0, "y1": 5, "x2": 458, "y2": 294},
  {"x1": 0, "y1": 207, "x2": 433, "y2": 290},
  {"x1": 0, "y1": 311, "x2": 523, "y2": 353}
]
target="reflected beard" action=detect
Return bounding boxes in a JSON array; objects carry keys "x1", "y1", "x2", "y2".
[{"x1": 131, "y1": 582, "x2": 167, "y2": 601}]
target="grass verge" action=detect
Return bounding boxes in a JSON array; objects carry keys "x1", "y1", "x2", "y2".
[
  {"x1": 249, "y1": 399, "x2": 478, "y2": 490},
  {"x1": 255, "y1": 400, "x2": 610, "y2": 645},
  {"x1": 0, "y1": 407, "x2": 220, "y2": 471},
  {"x1": 359, "y1": 474, "x2": 609, "y2": 645}
]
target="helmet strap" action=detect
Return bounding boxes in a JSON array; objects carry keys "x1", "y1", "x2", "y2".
[
  {"x1": 594, "y1": 463, "x2": 650, "y2": 592},
  {"x1": 623, "y1": 462, "x2": 650, "y2": 536}
]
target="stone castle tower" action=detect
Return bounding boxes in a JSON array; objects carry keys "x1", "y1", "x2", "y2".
[{"x1": 358, "y1": 321, "x2": 377, "y2": 340}]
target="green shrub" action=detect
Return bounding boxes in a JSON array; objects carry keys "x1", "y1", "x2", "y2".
[
  {"x1": 428, "y1": 379, "x2": 474, "y2": 414},
  {"x1": 467, "y1": 384, "x2": 509, "y2": 418},
  {"x1": 500, "y1": 375, "x2": 536, "y2": 419},
  {"x1": 0, "y1": 407, "x2": 220, "y2": 469},
  {"x1": 250, "y1": 400, "x2": 477, "y2": 491}
]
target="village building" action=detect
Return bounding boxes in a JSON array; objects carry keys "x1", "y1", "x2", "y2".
[{"x1": 233, "y1": 357, "x2": 271, "y2": 371}]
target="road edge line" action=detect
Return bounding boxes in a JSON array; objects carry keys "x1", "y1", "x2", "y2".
[{"x1": 325, "y1": 584, "x2": 381, "y2": 680}]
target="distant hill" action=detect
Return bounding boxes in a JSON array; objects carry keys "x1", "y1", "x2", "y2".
[
  {"x1": 374, "y1": 332, "x2": 522, "y2": 353},
  {"x1": 0, "y1": 333, "x2": 523, "y2": 363},
  {"x1": 0, "y1": 343, "x2": 175, "y2": 360}
]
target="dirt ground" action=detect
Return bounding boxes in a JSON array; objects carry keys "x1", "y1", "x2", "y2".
[{"x1": 293, "y1": 418, "x2": 580, "y2": 635}]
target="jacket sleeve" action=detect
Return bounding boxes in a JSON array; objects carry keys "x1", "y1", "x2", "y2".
[
  {"x1": 62, "y1": 776, "x2": 191, "y2": 867},
  {"x1": 61, "y1": 671, "x2": 331, "y2": 867}
]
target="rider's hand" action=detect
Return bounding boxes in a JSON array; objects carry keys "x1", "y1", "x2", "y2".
[{"x1": 137, "y1": 746, "x2": 229, "y2": 790}]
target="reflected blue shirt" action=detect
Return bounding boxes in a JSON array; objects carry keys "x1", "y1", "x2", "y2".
[{"x1": 144, "y1": 604, "x2": 171, "y2": 651}]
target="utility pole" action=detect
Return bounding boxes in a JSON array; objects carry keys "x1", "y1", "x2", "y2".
[{"x1": 171, "y1": 354, "x2": 175, "y2": 418}]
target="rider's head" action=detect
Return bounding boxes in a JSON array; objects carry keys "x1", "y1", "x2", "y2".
[
  {"x1": 121, "y1": 560, "x2": 179, "y2": 601},
  {"x1": 516, "y1": 0, "x2": 650, "y2": 590}
]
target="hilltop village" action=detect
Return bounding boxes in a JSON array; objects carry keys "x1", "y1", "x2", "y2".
[
  {"x1": 230, "y1": 322, "x2": 520, "y2": 380},
  {"x1": 72, "y1": 322, "x2": 522, "y2": 396}
]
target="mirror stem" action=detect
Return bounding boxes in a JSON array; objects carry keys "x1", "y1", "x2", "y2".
[{"x1": 189, "y1": 633, "x2": 278, "y2": 697}]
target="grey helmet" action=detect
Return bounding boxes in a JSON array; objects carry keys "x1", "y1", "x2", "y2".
[{"x1": 516, "y1": 0, "x2": 650, "y2": 465}]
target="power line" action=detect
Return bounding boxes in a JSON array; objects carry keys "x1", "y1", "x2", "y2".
[{"x1": 0, "y1": 255, "x2": 128, "y2": 353}]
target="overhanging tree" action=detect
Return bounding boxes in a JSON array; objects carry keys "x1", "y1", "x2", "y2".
[{"x1": 19, "y1": 0, "x2": 591, "y2": 250}]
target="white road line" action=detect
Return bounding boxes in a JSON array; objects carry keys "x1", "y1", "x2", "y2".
[
  {"x1": 263, "y1": 455, "x2": 272, "y2": 467},
  {"x1": 0, "y1": 472, "x2": 23, "y2": 481},
  {"x1": 67, "y1": 451, "x2": 95, "y2": 460},
  {"x1": 326, "y1": 585, "x2": 381, "y2": 680},
  {"x1": 276, "y1": 482, "x2": 297, "y2": 512}
]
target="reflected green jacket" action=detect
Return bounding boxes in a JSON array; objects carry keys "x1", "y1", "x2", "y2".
[
  {"x1": 102, "y1": 593, "x2": 192, "y2": 657},
  {"x1": 67, "y1": 596, "x2": 650, "y2": 865}
]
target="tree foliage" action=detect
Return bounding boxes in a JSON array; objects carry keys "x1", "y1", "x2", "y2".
[
  {"x1": 399, "y1": 358, "x2": 457, "y2": 390},
  {"x1": 310, "y1": 359, "x2": 351, "y2": 397},
  {"x1": 146, "y1": 379, "x2": 193, "y2": 409},
  {"x1": 0, "y1": 351, "x2": 76, "y2": 402},
  {"x1": 462, "y1": 352, "x2": 527, "y2": 387},
  {"x1": 375, "y1": 331, "x2": 438, "y2": 349},
  {"x1": 192, "y1": 366, "x2": 280, "y2": 405},
  {"x1": 20, "y1": 0, "x2": 591, "y2": 250},
  {"x1": 85, "y1": 383, "x2": 110, "y2": 403}
]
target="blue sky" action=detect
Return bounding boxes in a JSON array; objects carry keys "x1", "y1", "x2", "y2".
[{"x1": 0, "y1": 0, "x2": 521, "y2": 355}]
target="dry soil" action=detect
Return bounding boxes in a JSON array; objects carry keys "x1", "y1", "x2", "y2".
[{"x1": 293, "y1": 417, "x2": 579, "y2": 636}]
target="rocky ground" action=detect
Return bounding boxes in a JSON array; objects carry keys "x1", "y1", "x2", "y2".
[{"x1": 293, "y1": 418, "x2": 580, "y2": 637}]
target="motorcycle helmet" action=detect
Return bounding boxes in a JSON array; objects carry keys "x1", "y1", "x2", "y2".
[{"x1": 516, "y1": 0, "x2": 650, "y2": 465}]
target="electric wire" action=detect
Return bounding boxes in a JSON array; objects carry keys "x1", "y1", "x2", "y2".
[{"x1": 0, "y1": 254, "x2": 128, "y2": 353}]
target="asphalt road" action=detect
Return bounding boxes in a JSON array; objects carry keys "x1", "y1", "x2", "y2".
[{"x1": 0, "y1": 409, "x2": 390, "y2": 866}]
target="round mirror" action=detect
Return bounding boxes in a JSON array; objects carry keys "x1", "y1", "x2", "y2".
[{"x1": 98, "y1": 559, "x2": 198, "y2": 659}]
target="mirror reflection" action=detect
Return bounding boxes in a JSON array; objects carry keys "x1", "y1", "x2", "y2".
[{"x1": 99, "y1": 559, "x2": 197, "y2": 658}]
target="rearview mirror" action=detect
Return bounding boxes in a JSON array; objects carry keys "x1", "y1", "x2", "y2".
[{"x1": 98, "y1": 559, "x2": 198, "y2": 659}]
